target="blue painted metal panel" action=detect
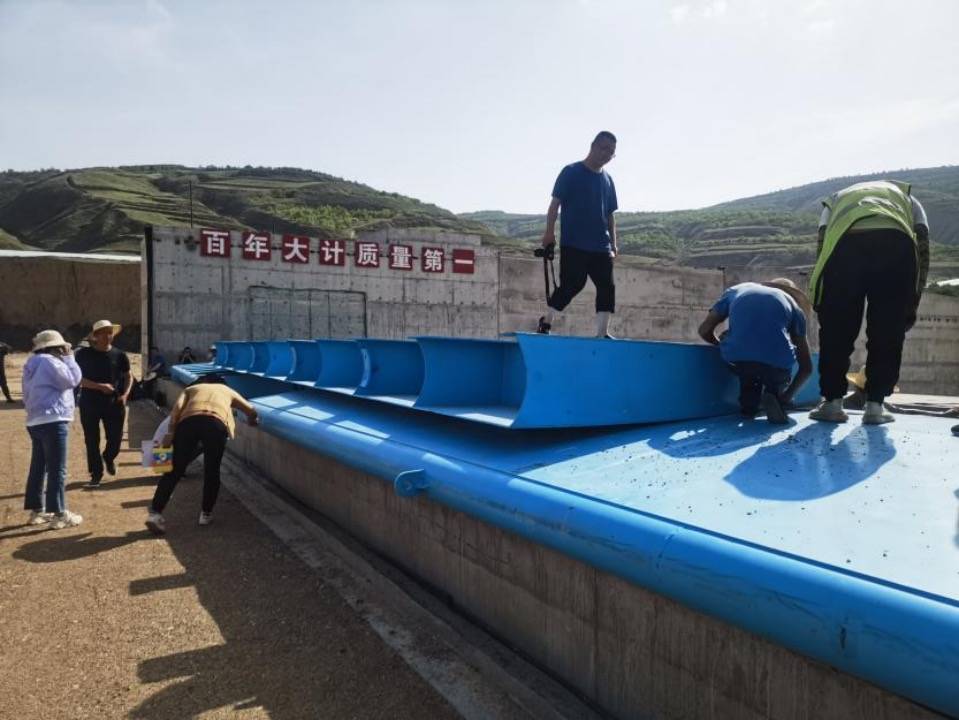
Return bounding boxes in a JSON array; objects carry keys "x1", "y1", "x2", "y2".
[
  {"x1": 414, "y1": 337, "x2": 525, "y2": 425},
  {"x1": 510, "y1": 334, "x2": 820, "y2": 428},
  {"x1": 209, "y1": 373, "x2": 958, "y2": 717},
  {"x1": 314, "y1": 339, "x2": 363, "y2": 391},
  {"x1": 287, "y1": 340, "x2": 322, "y2": 385},
  {"x1": 229, "y1": 342, "x2": 254, "y2": 372},
  {"x1": 214, "y1": 342, "x2": 231, "y2": 368},
  {"x1": 354, "y1": 339, "x2": 424, "y2": 404},
  {"x1": 264, "y1": 341, "x2": 294, "y2": 379},
  {"x1": 249, "y1": 341, "x2": 271, "y2": 375},
  {"x1": 205, "y1": 335, "x2": 821, "y2": 428}
]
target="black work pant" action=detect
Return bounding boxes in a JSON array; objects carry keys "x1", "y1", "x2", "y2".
[
  {"x1": 815, "y1": 229, "x2": 917, "y2": 402},
  {"x1": 79, "y1": 400, "x2": 126, "y2": 480},
  {"x1": 151, "y1": 415, "x2": 228, "y2": 515},
  {"x1": 0, "y1": 362, "x2": 11, "y2": 401},
  {"x1": 729, "y1": 362, "x2": 792, "y2": 415},
  {"x1": 548, "y1": 246, "x2": 615, "y2": 313}
]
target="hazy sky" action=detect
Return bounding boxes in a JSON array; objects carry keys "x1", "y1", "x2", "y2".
[{"x1": 2, "y1": 0, "x2": 958, "y2": 213}]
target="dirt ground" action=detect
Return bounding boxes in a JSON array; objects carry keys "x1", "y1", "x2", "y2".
[{"x1": 0, "y1": 353, "x2": 459, "y2": 719}]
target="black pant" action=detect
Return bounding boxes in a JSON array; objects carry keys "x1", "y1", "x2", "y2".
[
  {"x1": 79, "y1": 400, "x2": 126, "y2": 480},
  {"x1": 547, "y1": 246, "x2": 615, "y2": 313},
  {"x1": 151, "y1": 415, "x2": 229, "y2": 515},
  {"x1": 729, "y1": 362, "x2": 792, "y2": 415},
  {"x1": 0, "y1": 362, "x2": 11, "y2": 401},
  {"x1": 816, "y1": 229, "x2": 917, "y2": 402}
]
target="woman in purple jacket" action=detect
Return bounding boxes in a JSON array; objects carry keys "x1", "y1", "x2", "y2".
[{"x1": 22, "y1": 330, "x2": 84, "y2": 529}]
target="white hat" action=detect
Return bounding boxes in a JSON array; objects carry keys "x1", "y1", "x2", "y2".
[
  {"x1": 32, "y1": 330, "x2": 71, "y2": 352},
  {"x1": 90, "y1": 319, "x2": 122, "y2": 337}
]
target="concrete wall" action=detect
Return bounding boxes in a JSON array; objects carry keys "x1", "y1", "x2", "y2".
[
  {"x1": 145, "y1": 226, "x2": 959, "y2": 395},
  {"x1": 185, "y1": 398, "x2": 939, "y2": 720},
  {"x1": 0, "y1": 255, "x2": 141, "y2": 350},
  {"x1": 144, "y1": 226, "x2": 498, "y2": 364}
]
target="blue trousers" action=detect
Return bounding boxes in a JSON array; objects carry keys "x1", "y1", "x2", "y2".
[{"x1": 24, "y1": 421, "x2": 69, "y2": 514}]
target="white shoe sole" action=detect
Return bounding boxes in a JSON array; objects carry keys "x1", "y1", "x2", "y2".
[{"x1": 145, "y1": 518, "x2": 165, "y2": 535}]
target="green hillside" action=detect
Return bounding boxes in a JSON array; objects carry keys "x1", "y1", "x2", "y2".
[
  {"x1": 463, "y1": 165, "x2": 959, "y2": 280},
  {"x1": 0, "y1": 166, "x2": 493, "y2": 253}
]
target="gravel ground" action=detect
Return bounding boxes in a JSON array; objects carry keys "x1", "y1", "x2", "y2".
[{"x1": 0, "y1": 353, "x2": 459, "y2": 719}]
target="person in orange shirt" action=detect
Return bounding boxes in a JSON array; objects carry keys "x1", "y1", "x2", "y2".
[{"x1": 146, "y1": 375, "x2": 258, "y2": 535}]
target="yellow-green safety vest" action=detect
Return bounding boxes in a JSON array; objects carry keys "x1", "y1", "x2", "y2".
[{"x1": 808, "y1": 180, "x2": 917, "y2": 304}]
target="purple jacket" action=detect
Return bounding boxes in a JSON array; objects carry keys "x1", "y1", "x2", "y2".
[{"x1": 22, "y1": 353, "x2": 83, "y2": 427}]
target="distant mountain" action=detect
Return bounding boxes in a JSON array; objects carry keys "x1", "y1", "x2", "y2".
[
  {"x1": 462, "y1": 165, "x2": 959, "y2": 280},
  {"x1": 0, "y1": 165, "x2": 493, "y2": 254}
]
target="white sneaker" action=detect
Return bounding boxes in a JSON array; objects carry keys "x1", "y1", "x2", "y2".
[
  {"x1": 809, "y1": 398, "x2": 848, "y2": 423},
  {"x1": 28, "y1": 511, "x2": 52, "y2": 525},
  {"x1": 198, "y1": 512, "x2": 213, "y2": 526},
  {"x1": 145, "y1": 511, "x2": 166, "y2": 535},
  {"x1": 863, "y1": 400, "x2": 894, "y2": 425},
  {"x1": 48, "y1": 510, "x2": 83, "y2": 530}
]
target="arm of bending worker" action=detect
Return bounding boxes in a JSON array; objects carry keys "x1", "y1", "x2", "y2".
[
  {"x1": 230, "y1": 391, "x2": 260, "y2": 426},
  {"x1": 541, "y1": 197, "x2": 560, "y2": 247},
  {"x1": 698, "y1": 310, "x2": 725, "y2": 346},
  {"x1": 782, "y1": 335, "x2": 813, "y2": 405}
]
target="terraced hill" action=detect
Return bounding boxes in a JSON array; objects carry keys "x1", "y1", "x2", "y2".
[
  {"x1": 0, "y1": 166, "x2": 493, "y2": 253},
  {"x1": 463, "y1": 165, "x2": 959, "y2": 280}
]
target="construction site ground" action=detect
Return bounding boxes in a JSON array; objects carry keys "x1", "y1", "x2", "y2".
[{"x1": 0, "y1": 353, "x2": 565, "y2": 720}]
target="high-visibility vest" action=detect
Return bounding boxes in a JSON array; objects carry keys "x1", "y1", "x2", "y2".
[{"x1": 809, "y1": 180, "x2": 917, "y2": 304}]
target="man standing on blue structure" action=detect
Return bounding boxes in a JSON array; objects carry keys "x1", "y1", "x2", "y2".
[
  {"x1": 537, "y1": 131, "x2": 619, "y2": 338},
  {"x1": 699, "y1": 279, "x2": 813, "y2": 423},
  {"x1": 807, "y1": 180, "x2": 929, "y2": 425}
]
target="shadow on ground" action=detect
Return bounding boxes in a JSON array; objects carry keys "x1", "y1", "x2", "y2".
[{"x1": 123, "y1": 476, "x2": 457, "y2": 720}]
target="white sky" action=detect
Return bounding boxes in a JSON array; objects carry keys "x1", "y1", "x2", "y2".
[{"x1": 2, "y1": 0, "x2": 958, "y2": 213}]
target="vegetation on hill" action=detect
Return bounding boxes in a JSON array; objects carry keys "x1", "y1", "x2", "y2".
[
  {"x1": 2, "y1": 163, "x2": 958, "y2": 281},
  {"x1": 0, "y1": 166, "x2": 492, "y2": 253},
  {"x1": 463, "y1": 165, "x2": 959, "y2": 281}
]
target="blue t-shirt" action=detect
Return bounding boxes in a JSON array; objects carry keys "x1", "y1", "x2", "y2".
[
  {"x1": 552, "y1": 162, "x2": 618, "y2": 253},
  {"x1": 712, "y1": 283, "x2": 806, "y2": 370}
]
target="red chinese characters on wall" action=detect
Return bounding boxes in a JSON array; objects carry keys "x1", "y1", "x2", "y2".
[
  {"x1": 355, "y1": 241, "x2": 380, "y2": 268},
  {"x1": 318, "y1": 239, "x2": 346, "y2": 266},
  {"x1": 388, "y1": 244, "x2": 414, "y2": 271},
  {"x1": 194, "y1": 230, "x2": 473, "y2": 276},
  {"x1": 242, "y1": 231, "x2": 272, "y2": 261},
  {"x1": 199, "y1": 228, "x2": 231, "y2": 257},
  {"x1": 452, "y1": 248, "x2": 475, "y2": 274},
  {"x1": 421, "y1": 247, "x2": 445, "y2": 273},
  {"x1": 282, "y1": 235, "x2": 310, "y2": 264}
]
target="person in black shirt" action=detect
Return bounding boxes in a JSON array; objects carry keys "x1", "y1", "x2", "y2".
[
  {"x1": 75, "y1": 320, "x2": 132, "y2": 489},
  {"x1": 0, "y1": 341, "x2": 13, "y2": 402}
]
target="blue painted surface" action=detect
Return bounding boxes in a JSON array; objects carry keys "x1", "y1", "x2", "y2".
[
  {"x1": 264, "y1": 341, "x2": 294, "y2": 379},
  {"x1": 172, "y1": 362, "x2": 959, "y2": 715},
  {"x1": 314, "y1": 339, "x2": 363, "y2": 391},
  {"x1": 287, "y1": 340, "x2": 322, "y2": 385},
  {"x1": 249, "y1": 341, "x2": 271, "y2": 375},
  {"x1": 354, "y1": 339, "x2": 424, "y2": 405},
  {"x1": 195, "y1": 335, "x2": 821, "y2": 428}
]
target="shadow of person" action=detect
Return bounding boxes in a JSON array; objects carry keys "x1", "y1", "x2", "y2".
[
  {"x1": 12, "y1": 530, "x2": 152, "y2": 563},
  {"x1": 644, "y1": 415, "x2": 789, "y2": 459},
  {"x1": 127, "y1": 475, "x2": 459, "y2": 720},
  {"x1": 724, "y1": 422, "x2": 897, "y2": 501},
  {"x1": 65, "y1": 475, "x2": 159, "y2": 492}
]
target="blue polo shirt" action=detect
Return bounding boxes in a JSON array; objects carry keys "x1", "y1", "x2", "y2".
[
  {"x1": 552, "y1": 162, "x2": 618, "y2": 253},
  {"x1": 712, "y1": 283, "x2": 806, "y2": 370}
]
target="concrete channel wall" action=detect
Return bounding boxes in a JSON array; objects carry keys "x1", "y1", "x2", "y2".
[{"x1": 154, "y1": 378, "x2": 943, "y2": 720}]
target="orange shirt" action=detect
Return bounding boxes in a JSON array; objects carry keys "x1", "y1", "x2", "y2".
[{"x1": 169, "y1": 384, "x2": 255, "y2": 438}]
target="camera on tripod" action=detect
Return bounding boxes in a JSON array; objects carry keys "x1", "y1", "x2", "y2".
[{"x1": 533, "y1": 244, "x2": 555, "y2": 261}]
